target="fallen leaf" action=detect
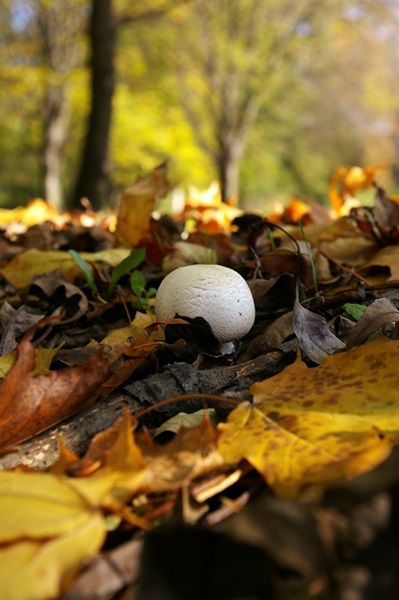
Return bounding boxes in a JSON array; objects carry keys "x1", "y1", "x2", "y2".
[
  {"x1": 374, "y1": 184, "x2": 399, "y2": 235},
  {"x1": 115, "y1": 163, "x2": 172, "y2": 247},
  {"x1": 308, "y1": 217, "x2": 377, "y2": 263},
  {"x1": 0, "y1": 248, "x2": 131, "y2": 290},
  {"x1": 0, "y1": 303, "x2": 44, "y2": 355},
  {"x1": 346, "y1": 297, "x2": 399, "y2": 349},
  {"x1": 0, "y1": 321, "x2": 120, "y2": 451},
  {"x1": 218, "y1": 336, "x2": 399, "y2": 498},
  {"x1": 361, "y1": 245, "x2": 399, "y2": 281},
  {"x1": 292, "y1": 294, "x2": 345, "y2": 363},
  {"x1": 328, "y1": 165, "x2": 384, "y2": 215},
  {"x1": 29, "y1": 276, "x2": 89, "y2": 324},
  {"x1": 0, "y1": 470, "x2": 106, "y2": 600}
]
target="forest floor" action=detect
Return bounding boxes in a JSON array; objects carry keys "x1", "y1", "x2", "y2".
[{"x1": 1, "y1": 165, "x2": 399, "y2": 599}]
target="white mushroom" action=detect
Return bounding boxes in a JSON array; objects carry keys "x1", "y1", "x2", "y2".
[{"x1": 155, "y1": 264, "x2": 255, "y2": 345}]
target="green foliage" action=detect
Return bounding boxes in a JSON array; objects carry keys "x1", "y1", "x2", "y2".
[
  {"x1": 129, "y1": 269, "x2": 156, "y2": 311},
  {"x1": 68, "y1": 250, "x2": 97, "y2": 295},
  {"x1": 68, "y1": 247, "x2": 151, "y2": 305},
  {"x1": 108, "y1": 247, "x2": 146, "y2": 297},
  {"x1": 344, "y1": 304, "x2": 368, "y2": 321}
]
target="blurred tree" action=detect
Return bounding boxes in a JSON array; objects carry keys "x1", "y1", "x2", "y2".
[
  {"x1": 165, "y1": 0, "x2": 399, "y2": 202},
  {"x1": 165, "y1": 0, "x2": 326, "y2": 201},
  {"x1": 72, "y1": 0, "x2": 183, "y2": 209},
  {"x1": 38, "y1": 0, "x2": 86, "y2": 209},
  {"x1": 0, "y1": 0, "x2": 86, "y2": 209}
]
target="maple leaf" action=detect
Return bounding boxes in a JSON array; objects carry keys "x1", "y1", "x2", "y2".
[{"x1": 218, "y1": 336, "x2": 399, "y2": 498}]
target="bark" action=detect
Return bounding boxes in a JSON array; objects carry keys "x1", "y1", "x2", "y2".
[
  {"x1": 72, "y1": 0, "x2": 116, "y2": 209},
  {"x1": 42, "y1": 85, "x2": 67, "y2": 210},
  {"x1": 217, "y1": 139, "x2": 244, "y2": 202}
]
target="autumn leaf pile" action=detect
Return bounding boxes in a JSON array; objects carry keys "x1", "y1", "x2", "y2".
[{"x1": 2, "y1": 164, "x2": 399, "y2": 598}]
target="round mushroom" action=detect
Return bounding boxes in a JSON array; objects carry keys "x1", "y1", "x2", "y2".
[{"x1": 155, "y1": 264, "x2": 255, "y2": 344}]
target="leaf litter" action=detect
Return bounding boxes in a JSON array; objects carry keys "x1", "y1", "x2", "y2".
[{"x1": 1, "y1": 165, "x2": 399, "y2": 598}]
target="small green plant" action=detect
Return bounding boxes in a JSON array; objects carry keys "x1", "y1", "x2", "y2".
[
  {"x1": 68, "y1": 247, "x2": 152, "y2": 306},
  {"x1": 130, "y1": 269, "x2": 157, "y2": 310}
]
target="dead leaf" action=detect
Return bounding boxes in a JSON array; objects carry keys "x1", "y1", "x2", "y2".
[
  {"x1": 361, "y1": 245, "x2": 399, "y2": 281},
  {"x1": 374, "y1": 184, "x2": 399, "y2": 235},
  {"x1": 0, "y1": 248, "x2": 131, "y2": 290},
  {"x1": 292, "y1": 294, "x2": 345, "y2": 363},
  {"x1": 328, "y1": 165, "x2": 384, "y2": 215},
  {"x1": 28, "y1": 276, "x2": 89, "y2": 324},
  {"x1": 0, "y1": 320, "x2": 120, "y2": 451},
  {"x1": 346, "y1": 297, "x2": 399, "y2": 349},
  {"x1": 0, "y1": 303, "x2": 44, "y2": 355},
  {"x1": 218, "y1": 336, "x2": 399, "y2": 498},
  {"x1": 0, "y1": 470, "x2": 106, "y2": 600},
  {"x1": 115, "y1": 163, "x2": 172, "y2": 247}
]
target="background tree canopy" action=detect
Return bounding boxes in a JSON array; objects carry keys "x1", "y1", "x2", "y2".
[{"x1": 0, "y1": 0, "x2": 398, "y2": 210}]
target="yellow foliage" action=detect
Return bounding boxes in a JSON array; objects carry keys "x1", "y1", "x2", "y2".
[
  {"x1": 115, "y1": 163, "x2": 172, "y2": 247},
  {"x1": 218, "y1": 336, "x2": 399, "y2": 498},
  {"x1": 0, "y1": 471, "x2": 106, "y2": 600},
  {"x1": 0, "y1": 345, "x2": 62, "y2": 378}
]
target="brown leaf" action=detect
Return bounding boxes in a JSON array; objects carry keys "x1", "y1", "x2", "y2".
[
  {"x1": 346, "y1": 298, "x2": 399, "y2": 349},
  {"x1": 115, "y1": 163, "x2": 172, "y2": 248},
  {"x1": 292, "y1": 293, "x2": 345, "y2": 364},
  {"x1": 0, "y1": 320, "x2": 120, "y2": 452}
]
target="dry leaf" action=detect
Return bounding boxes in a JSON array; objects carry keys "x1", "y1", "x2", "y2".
[
  {"x1": 0, "y1": 248, "x2": 131, "y2": 290},
  {"x1": 0, "y1": 470, "x2": 105, "y2": 600},
  {"x1": 361, "y1": 245, "x2": 399, "y2": 281},
  {"x1": 328, "y1": 165, "x2": 384, "y2": 215},
  {"x1": 115, "y1": 163, "x2": 172, "y2": 247},
  {"x1": 346, "y1": 297, "x2": 399, "y2": 349},
  {"x1": 292, "y1": 294, "x2": 345, "y2": 363},
  {"x1": 0, "y1": 321, "x2": 120, "y2": 451},
  {"x1": 218, "y1": 336, "x2": 399, "y2": 498}
]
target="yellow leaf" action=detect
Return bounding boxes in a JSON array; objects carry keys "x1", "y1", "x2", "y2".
[
  {"x1": 101, "y1": 311, "x2": 156, "y2": 348},
  {"x1": 328, "y1": 165, "x2": 385, "y2": 216},
  {"x1": 0, "y1": 248, "x2": 131, "y2": 290},
  {"x1": 0, "y1": 513, "x2": 105, "y2": 600},
  {"x1": 0, "y1": 472, "x2": 96, "y2": 542},
  {"x1": 0, "y1": 199, "x2": 58, "y2": 227},
  {"x1": 218, "y1": 336, "x2": 399, "y2": 498},
  {"x1": 115, "y1": 163, "x2": 172, "y2": 247},
  {"x1": 361, "y1": 245, "x2": 399, "y2": 281},
  {"x1": 0, "y1": 346, "x2": 61, "y2": 378}
]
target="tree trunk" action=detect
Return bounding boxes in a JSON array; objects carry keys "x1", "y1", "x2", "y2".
[
  {"x1": 72, "y1": 0, "x2": 116, "y2": 209},
  {"x1": 217, "y1": 140, "x2": 244, "y2": 202},
  {"x1": 42, "y1": 85, "x2": 67, "y2": 210}
]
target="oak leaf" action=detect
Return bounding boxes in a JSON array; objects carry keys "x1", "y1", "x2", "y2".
[{"x1": 218, "y1": 336, "x2": 399, "y2": 498}]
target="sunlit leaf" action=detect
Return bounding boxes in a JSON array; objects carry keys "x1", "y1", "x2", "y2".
[
  {"x1": 115, "y1": 163, "x2": 172, "y2": 247},
  {"x1": 218, "y1": 336, "x2": 399, "y2": 498},
  {"x1": 0, "y1": 248, "x2": 131, "y2": 290},
  {"x1": 0, "y1": 322, "x2": 120, "y2": 452},
  {"x1": 0, "y1": 513, "x2": 105, "y2": 600}
]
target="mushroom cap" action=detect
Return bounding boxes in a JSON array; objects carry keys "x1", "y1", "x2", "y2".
[{"x1": 155, "y1": 264, "x2": 255, "y2": 343}]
